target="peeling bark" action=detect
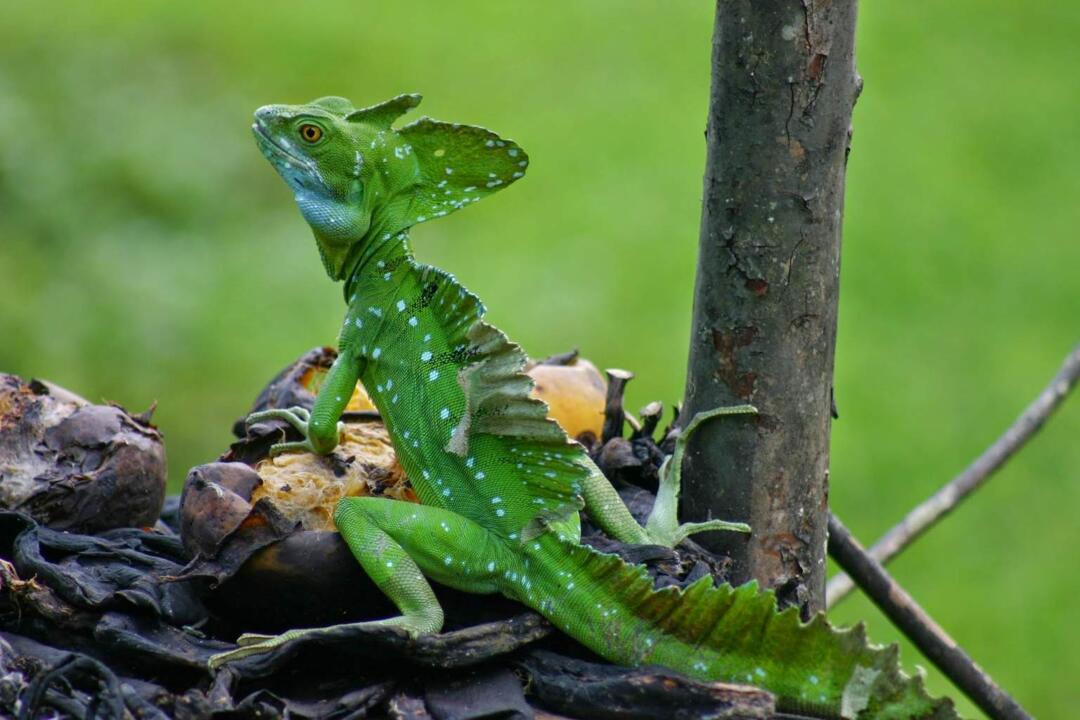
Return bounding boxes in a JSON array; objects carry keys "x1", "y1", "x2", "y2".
[{"x1": 681, "y1": 0, "x2": 860, "y2": 615}]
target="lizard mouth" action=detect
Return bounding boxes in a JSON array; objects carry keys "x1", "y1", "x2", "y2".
[
  {"x1": 252, "y1": 123, "x2": 310, "y2": 168},
  {"x1": 252, "y1": 122, "x2": 328, "y2": 192}
]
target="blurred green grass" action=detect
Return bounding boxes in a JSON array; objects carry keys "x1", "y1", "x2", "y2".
[{"x1": 1, "y1": 2, "x2": 1076, "y2": 716}]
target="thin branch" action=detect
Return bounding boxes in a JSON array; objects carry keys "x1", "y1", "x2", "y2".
[
  {"x1": 827, "y1": 514, "x2": 1033, "y2": 720},
  {"x1": 828, "y1": 341, "x2": 1080, "y2": 607}
]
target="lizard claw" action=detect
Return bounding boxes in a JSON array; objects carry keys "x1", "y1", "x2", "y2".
[
  {"x1": 245, "y1": 406, "x2": 326, "y2": 456},
  {"x1": 208, "y1": 628, "x2": 313, "y2": 670},
  {"x1": 647, "y1": 518, "x2": 751, "y2": 548},
  {"x1": 247, "y1": 406, "x2": 311, "y2": 432},
  {"x1": 643, "y1": 405, "x2": 757, "y2": 547},
  {"x1": 236, "y1": 632, "x2": 278, "y2": 646},
  {"x1": 208, "y1": 615, "x2": 440, "y2": 672},
  {"x1": 268, "y1": 439, "x2": 320, "y2": 456}
]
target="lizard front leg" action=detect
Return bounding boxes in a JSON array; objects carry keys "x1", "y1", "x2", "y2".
[
  {"x1": 247, "y1": 346, "x2": 362, "y2": 455},
  {"x1": 208, "y1": 497, "x2": 510, "y2": 670}
]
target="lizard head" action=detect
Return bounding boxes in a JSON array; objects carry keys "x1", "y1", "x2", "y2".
[{"x1": 253, "y1": 94, "x2": 529, "y2": 280}]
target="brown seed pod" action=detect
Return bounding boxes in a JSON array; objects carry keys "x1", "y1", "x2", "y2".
[{"x1": 0, "y1": 374, "x2": 166, "y2": 533}]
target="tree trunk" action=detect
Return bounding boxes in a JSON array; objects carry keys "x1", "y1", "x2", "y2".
[{"x1": 681, "y1": 0, "x2": 860, "y2": 616}]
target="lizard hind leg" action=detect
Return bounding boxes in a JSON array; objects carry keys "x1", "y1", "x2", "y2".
[
  {"x1": 643, "y1": 405, "x2": 758, "y2": 547},
  {"x1": 208, "y1": 496, "x2": 507, "y2": 670}
]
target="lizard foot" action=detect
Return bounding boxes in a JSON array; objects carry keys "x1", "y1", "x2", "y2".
[
  {"x1": 643, "y1": 405, "x2": 757, "y2": 547},
  {"x1": 207, "y1": 613, "x2": 443, "y2": 671},
  {"x1": 208, "y1": 626, "x2": 319, "y2": 670},
  {"x1": 245, "y1": 406, "x2": 340, "y2": 456}
]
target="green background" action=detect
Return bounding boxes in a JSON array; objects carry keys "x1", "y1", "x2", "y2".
[{"x1": 1, "y1": 2, "x2": 1076, "y2": 716}]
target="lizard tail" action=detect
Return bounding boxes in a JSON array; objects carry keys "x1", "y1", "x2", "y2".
[{"x1": 517, "y1": 534, "x2": 957, "y2": 720}]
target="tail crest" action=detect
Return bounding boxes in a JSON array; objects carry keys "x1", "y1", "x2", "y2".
[{"x1": 528, "y1": 537, "x2": 957, "y2": 719}]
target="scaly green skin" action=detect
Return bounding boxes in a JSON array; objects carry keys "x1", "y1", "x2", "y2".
[{"x1": 209, "y1": 95, "x2": 957, "y2": 720}]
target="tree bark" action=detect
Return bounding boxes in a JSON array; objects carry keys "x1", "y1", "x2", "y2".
[{"x1": 681, "y1": 0, "x2": 859, "y2": 616}]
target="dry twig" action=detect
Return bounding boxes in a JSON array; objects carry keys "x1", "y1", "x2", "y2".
[
  {"x1": 827, "y1": 514, "x2": 1032, "y2": 720},
  {"x1": 601, "y1": 369, "x2": 635, "y2": 442}
]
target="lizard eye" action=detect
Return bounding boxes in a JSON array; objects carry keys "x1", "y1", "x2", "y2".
[{"x1": 298, "y1": 124, "x2": 323, "y2": 143}]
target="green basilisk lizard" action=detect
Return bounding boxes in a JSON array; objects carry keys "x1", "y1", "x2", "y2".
[{"x1": 209, "y1": 94, "x2": 956, "y2": 719}]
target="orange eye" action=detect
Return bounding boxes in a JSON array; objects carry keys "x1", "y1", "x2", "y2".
[{"x1": 299, "y1": 124, "x2": 323, "y2": 143}]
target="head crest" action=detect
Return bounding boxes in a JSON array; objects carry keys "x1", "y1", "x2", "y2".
[
  {"x1": 346, "y1": 93, "x2": 423, "y2": 128},
  {"x1": 309, "y1": 96, "x2": 356, "y2": 114}
]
